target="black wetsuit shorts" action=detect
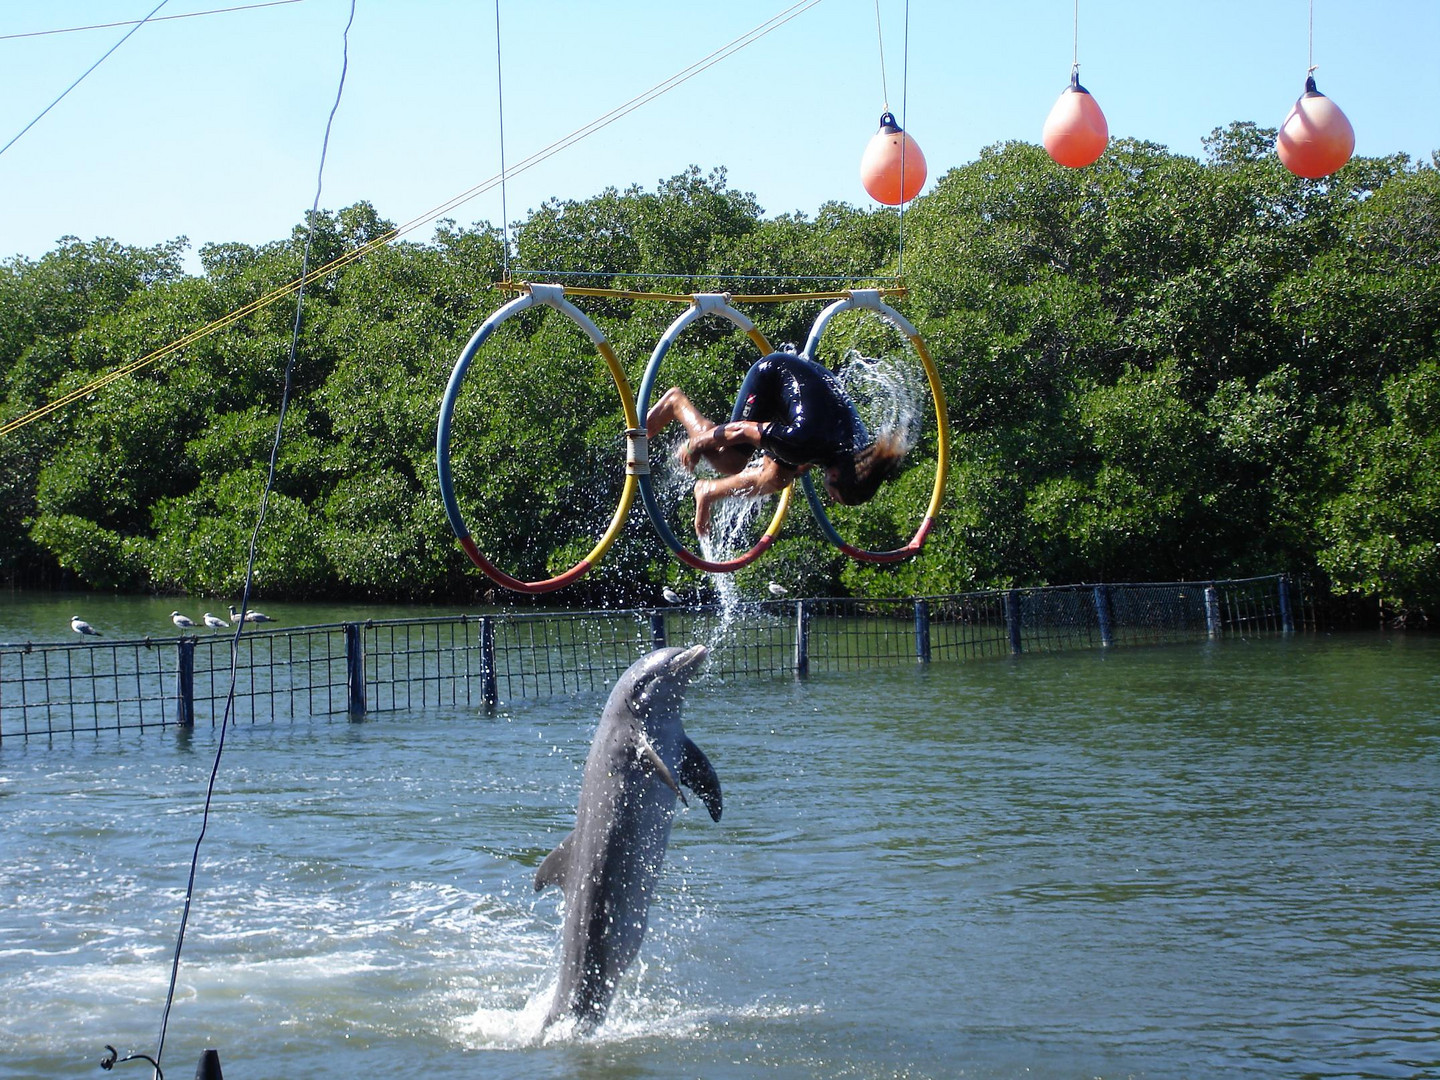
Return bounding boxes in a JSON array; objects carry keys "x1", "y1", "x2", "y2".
[{"x1": 730, "y1": 353, "x2": 869, "y2": 469}]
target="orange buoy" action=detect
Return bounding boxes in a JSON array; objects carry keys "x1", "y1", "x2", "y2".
[
  {"x1": 1042, "y1": 71, "x2": 1109, "y2": 168},
  {"x1": 860, "y1": 111, "x2": 927, "y2": 205},
  {"x1": 1276, "y1": 74, "x2": 1355, "y2": 179}
]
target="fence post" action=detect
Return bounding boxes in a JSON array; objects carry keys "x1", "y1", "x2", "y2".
[
  {"x1": 1005, "y1": 590, "x2": 1023, "y2": 655},
  {"x1": 175, "y1": 637, "x2": 195, "y2": 727},
  {"x1": 794, "y1": 600, "x2": 810, "y2": 677},
  {"x1": 914, "y1": 600, "x2": 931, "y2": 663},
  {"x1": 649, "y1": 611, "x2": 667, "y2": 650},
  {"x1": 1204, "y1": 585, "x2": 1222, "y2": 639},
  {"x1": 480, "y1": 616, "x2": 497, "y2": 713},
  {"x1": 1278, "y1": 575, "x2": 1295, "y2": 633},
  {"x1": 345, "y1": 623, "x2": 367, "y2": 718},
  {"x1": 1093, "y1": 585, "x2": 1114, "y2": 648}
]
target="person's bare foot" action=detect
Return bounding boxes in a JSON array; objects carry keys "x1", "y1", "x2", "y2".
[{"x1": 693, "y1": 479, "x2": 716, "y2": 536}]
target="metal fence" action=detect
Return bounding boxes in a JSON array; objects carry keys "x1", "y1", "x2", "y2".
[{"x1": 0, "y1": 575, "x2": 1302, "y2": 741}]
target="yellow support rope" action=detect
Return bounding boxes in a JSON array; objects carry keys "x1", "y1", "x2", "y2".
[
  {"x1": 0, "y1": 230, "x2": 397, "y2": 437},
  {"x1": 1, "y1": 0, "x2": 831, "y2": 439},
  {"x1": 494, "y1": 281, "x2": 908, "y2": 304}
]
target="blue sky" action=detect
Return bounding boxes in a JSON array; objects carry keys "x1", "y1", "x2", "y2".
[{"x1": 2, "y1": 1, "x2": 1437, "y2": 272}]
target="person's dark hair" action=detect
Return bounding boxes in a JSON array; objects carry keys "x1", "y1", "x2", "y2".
[{"x1": 827, "y1": 433, "x2": 907, "y2": 505}]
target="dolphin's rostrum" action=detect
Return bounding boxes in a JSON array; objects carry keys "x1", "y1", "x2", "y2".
[{"x1": 536, "y1": 644, "x2": 722, "y2": 1031}]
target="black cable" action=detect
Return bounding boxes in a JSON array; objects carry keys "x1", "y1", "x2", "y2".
[
  {"x1": 0, "y1": 0, "x2": 170, "y2": 160},
  {"x1": 0, "y1": 1, "x2": 302, "y2": 41},
  {"x1": 145, "y1": 3, "x2": 356, "y2": 1074}
]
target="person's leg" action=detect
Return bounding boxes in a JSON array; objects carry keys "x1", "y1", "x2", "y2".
[
  {"x1": 693, "y1": 458, "x2": 797, "y2": 536},
  {"x1": 646, "y1": 386, "x2": 713, "y2": 437},
  {"x1": 647, "y1": 387, "x2": 750, "y2": 474}
]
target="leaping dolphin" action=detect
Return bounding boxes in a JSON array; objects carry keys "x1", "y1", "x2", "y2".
[{"x1": 536, "y1": 644, "x2": 722, "y2": 1032}]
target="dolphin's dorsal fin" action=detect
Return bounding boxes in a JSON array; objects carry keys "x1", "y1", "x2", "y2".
[
  {"x1": 680, "y1": 737, "x2": 723, "y2": 822},
  {"x1": 535, "y1": 830, "x2": 575, "y2": 892},
  {"x1": 635, "y1": 730, "x2": 688, "y2": 807}
]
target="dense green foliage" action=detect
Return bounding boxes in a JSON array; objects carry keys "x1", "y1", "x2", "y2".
[{"x1": 2, "y1": 140, "x2": 1437, "y2": 612}]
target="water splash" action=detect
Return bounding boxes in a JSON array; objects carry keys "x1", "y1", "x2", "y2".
[{"x1": 835, "y1": 347, "x2": 924, "y2": 456}]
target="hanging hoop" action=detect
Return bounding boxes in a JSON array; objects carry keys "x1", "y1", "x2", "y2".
[
  {"x1": 635, "y1": 294, "x2": 792, "y2": 573},
  {"x1": 436, "y1": 283, "x2": 639, "y2": 594},
  {"x1": 800, "y1": 289, "x2": 949, "y2": 563}
]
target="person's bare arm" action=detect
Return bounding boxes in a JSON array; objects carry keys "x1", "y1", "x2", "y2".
[
  {"x1": 681, "y1": 420, "x2": 768, "y2": 471},
  {"x1": 693, "y1": 455, "x2": 798, "y2": 535}
]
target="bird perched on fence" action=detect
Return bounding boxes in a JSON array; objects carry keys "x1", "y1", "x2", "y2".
[
  {"x1": 71, "y1": 616, "x2": 101, "y2": 638},
  {"x1": 171, "y1": 611, "x2": 196, "y2": 630},
  {"x1": 767, "y1": 582, "x2": 788, "y2": 598},
  {"x1": 662, "y1": 586, "x2": 682, "y2": 605},
  {"x1": 203, "y1": 612, "x2": 229, "y2": 631},
  {"x1": 228, "y1": 605, "x2": 275, "y2": 624}
]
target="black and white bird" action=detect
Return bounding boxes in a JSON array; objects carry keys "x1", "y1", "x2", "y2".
[
  {"x1": 171, "y1": 611, "x2": 196, "y2": 630},
  {"x1": 228, "y1": 604, "x2": 275, "y2": 624},
  {"x1": 767, "y1": 581, "x2": 789, "y2": 598},
  {"x1": 70, "y1": 616, "x2": 102, "y2": 638},
  {"x1": 662, "y1": 586, "x2": 682, "y2": 605},
  {"x1": 202, "y1": 612, "x2": 229, "y2": 631}
]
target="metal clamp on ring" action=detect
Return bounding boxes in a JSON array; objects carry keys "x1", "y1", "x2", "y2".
[{"x1": 625, "y1": 428, "x2": 650, "y2": 475}]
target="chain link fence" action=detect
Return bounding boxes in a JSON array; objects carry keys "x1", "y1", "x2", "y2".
[{"x1": 1, "y1": 575, "x2": 1302, "y2": 741}]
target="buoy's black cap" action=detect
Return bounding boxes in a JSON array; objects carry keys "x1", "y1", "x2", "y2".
[{"x1": 877, "y1": 110, "x2": 903, "y2": 134}]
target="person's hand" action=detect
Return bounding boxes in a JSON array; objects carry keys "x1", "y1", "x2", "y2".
[{"x1": 677, "y1": 438, "x2": 699, "y2": 473}]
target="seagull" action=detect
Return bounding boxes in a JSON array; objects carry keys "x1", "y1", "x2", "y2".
[
  {"x1": 662, "y1": 586, "x2": 682, "y2": 605},
  {"x1": 70, "y1": 616, "x2": 102, "y2": 638},
  {"x1": 171, "y1": 611, "x2": 196, "y2": 630},
  {"x1": 228, "y1": 605, "x2": 275, "y2": 624},
  {"x1": 767, "y1": 581, "x2": 789, "y2": 598},
  {"x1": 202, "y1": 612, "x2": 230, "y2": 631}
]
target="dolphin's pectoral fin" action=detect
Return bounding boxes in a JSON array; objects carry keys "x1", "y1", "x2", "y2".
[
  {"x1": 535, "y1": 830, "x2": 576, "y2": 892},
  {"x1": 635, "y1": 731, "x2": 687, "y2": 806},
  {"x1": 680, "y1": 736, "x2": 723, "y2": 822}
]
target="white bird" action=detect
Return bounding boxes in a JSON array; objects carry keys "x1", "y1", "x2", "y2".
[
  {"x1": 228, "y1": 604, "x2": 275, "y2": 624},
  {"x1": 767, "y1": 581, "x2": 789, "y2": 598},
  {"x1": 171, "y1": 611, "x2": 196, "y2": 630},
  {"x1": 203, "y1": 612, "x2": 229, "y2": 631},
  {"x1": 662, "y1": 586, "x2": 682, "y2": 605},
  {"x1": 70, "y1": 616, "x2": 102, "y2": 638}
]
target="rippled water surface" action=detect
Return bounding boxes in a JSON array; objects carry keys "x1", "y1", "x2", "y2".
[{"x1": 2, "y1": 632, "x2": 1437, "y2": 1079}]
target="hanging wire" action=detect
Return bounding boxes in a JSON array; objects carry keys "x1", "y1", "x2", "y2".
[
  {"x1": 898, "y1": 0, "x2": 911, "y2": 277},
  {"x1": 0, "y1": 0, "x2": 826, "y2": 439},
  {"x1": 1307, "y1": 0, "x2": 1317, "y2": 74},
  {"x1": 1072, "y1": 0, "x2": 1081, "y2": 76},
  {"x1": 142, "y1": 4, "x2": 356, "y2": 1076},
  {"x1": 872, "y1": 0, "x2": 889, "y2": 111},
  {"x1": 0, "y1": 1, "x2": 302, "y2": 41},
  {"x1": 495, "y1": 0, "x2": 511, "y2": 281},
  {"x1": 0, "y1": 0, "x2": 171, "y2": 160}
]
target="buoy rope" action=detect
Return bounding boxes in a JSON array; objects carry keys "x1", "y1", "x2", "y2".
[
  {"x1": 145, "y1": 5, "x2": 355, "y2": 1075},
  {"x1": 0, "y1": 0, "x2": 171, "y2": 161},
  {"x1": 0, "y1": 1, "x2": 303, "y2": 41},
  {"x1": 0, "y1": 0, "x2": 825, "y2": 440},
  {"x1": 1307, "y1": 0, "x2": 1317, "y2": 75},
  {"x1": 897, "y1": 0, "x2": 911, "y2": 277},
  {"x1": 494, "y1": 0, "x2": 511, "y2": 283},
  {"x1": 872, "y1": 0, "x2": 889, "y2": 111},
  {"x1": 1072, "y1": 0, "x2": 1080, "y2": 76}
]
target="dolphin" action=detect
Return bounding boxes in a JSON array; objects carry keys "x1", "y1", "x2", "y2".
[{"x1": 535, "y1": 643, "x2": 722, "y2": 1032}]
